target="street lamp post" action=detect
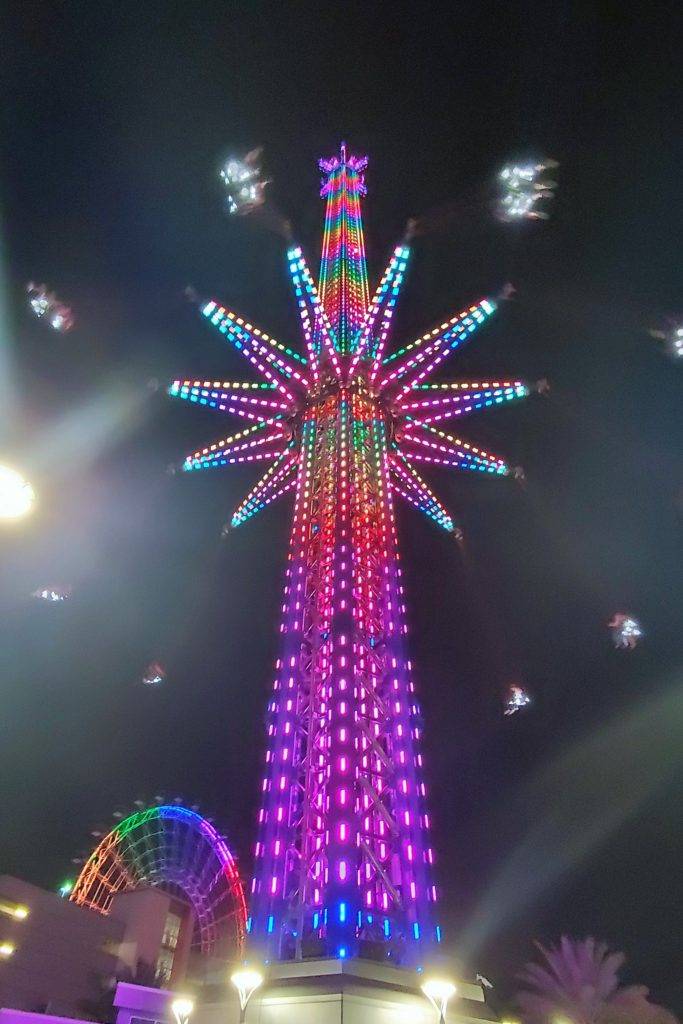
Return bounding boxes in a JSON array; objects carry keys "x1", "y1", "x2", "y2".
[
  {"x1": 421, "y1": 979, "x2": 457, "y2": 1024},
  {"x1": 171, "y1": 996, "x2": 194, "y2": 1024},
  {"x1": 230, "y1": 968, "x2": 263, "y2": 1024}
]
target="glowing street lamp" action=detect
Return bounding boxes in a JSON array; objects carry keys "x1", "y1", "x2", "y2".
[
  {"x1": 0, "y1": 899, "x2": 29, "y2": 920},
  {"x1": 171, "y1": 997, "x2": 194, "y2": 1024},
  {"x1": 230, "y1": 968, "x2": 263, "y2": 1023},
  {"x1": 421, "y1": 979, "x2": 457, "y2": 1024},
  {"x1": 0, "y1": 465, "x2": 35, "y2": 520}
]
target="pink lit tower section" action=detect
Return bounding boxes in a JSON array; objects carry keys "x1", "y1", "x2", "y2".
[{"x1": 169, "y1": 144, "x2": 533, "y2": 964}]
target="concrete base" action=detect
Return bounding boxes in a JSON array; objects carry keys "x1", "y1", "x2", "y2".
[{"x1": 196, "y1": 958, "x2": 498, "y2": 1024}]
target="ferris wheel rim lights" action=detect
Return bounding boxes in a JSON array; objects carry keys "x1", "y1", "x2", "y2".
[{"x1": 70, "y1": 803, "x2": 247, "y2": 957}]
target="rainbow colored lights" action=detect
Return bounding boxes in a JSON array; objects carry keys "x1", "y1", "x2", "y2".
[
  {"x1": 70, "y1": 805, "x2": 247, "y2": 957},
  {"x1": 318, "y1": 143, "x2": 370, "y2": 354},
  {"x1": 169, "y1": 144, "x2": 533, "y2": 964}
]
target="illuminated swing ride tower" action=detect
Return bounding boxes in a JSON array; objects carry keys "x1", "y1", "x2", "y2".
[{"x1": 170, "y1": 144, "x2": 531, "y2": 966}]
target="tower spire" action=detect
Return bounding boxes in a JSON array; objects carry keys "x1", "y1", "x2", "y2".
[
  {"x1": 318, "y1": 143, "x2": 370, "y2": 354},
  {"x1": 170, "y1": 143, "x2": 535, "y2": 969}
]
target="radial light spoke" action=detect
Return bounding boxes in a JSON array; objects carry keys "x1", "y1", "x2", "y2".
[
  {"x1": 183, "y1": 420, "x2": 288, "y2": 471},
  {"x1": 200, "y1": 299, "x2": 307, "y2": 399},
  {"x1": 379, "y1": 298, "x2": 497, "y2": 395},
  {"x1": 350, "y1": 243, "x2": 411, "y2": 377},
  {"x1": 232, "y1": 452, "x2": 299, "y2": 526},
  {"x1": 169, "y1": 379, "x2": 294, "y2": 423},
  {"x1": 287, "y1": 246, "x2": 341, "y2": 378},
  {"x1": 397, "y1": 380, "x2": 529, "y2": 423}
]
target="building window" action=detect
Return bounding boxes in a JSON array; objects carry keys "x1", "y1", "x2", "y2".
[
  {"x1": 155, "y1": 947, "x2": 174, "y2": 985},
  {"x1": 161, "y1": 912, "x2": 181, "y2": 951}
]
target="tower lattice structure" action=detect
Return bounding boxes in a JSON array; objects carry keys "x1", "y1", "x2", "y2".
[{"x1": 170, "y1": 143, "x2": 532, "y2": 965}]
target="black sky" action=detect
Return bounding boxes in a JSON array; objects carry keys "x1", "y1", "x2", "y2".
[{"x1": 1, "y1": 1, "x2": 681, "y2": 1014}]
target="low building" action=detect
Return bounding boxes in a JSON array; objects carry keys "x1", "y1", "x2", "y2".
[
  {"x1": 0, "y1": 961, "x2": 497, "y2": 1024},
  {"x1": 1, "y1": 877, "x2": 497, "y2": 1024},
  {"x1": 0, "y1": 876, "x2": 194, "y2": 1017}
]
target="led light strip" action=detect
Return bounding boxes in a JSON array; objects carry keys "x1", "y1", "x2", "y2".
[
  {"x1": 349, "y1": 245, "x2": 410, "y2": 379},
  {"x1": 201, "y1": 301, "x2": 305, "y2": 401}
]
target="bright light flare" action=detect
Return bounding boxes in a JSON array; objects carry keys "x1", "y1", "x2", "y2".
[
  {"x1": 648, "y1": 321, "x2": 683, "y2": 359},
  {"x1": 26, "y1": 282, "x2": 74, "y2": 332},
  {"x1": 49, "y1": 308, "x2": 74, "y2": 332},
  {"x1": 0, "y1": 942, "x2": 15, "y2": 958},
  {"x1": 609, "y1": 613, "x2": 643, "y2": 650},
  {"x1": 171, "y1": 997, "x2": 194, "y2": 1024},
  {"x1": 141, "y1": 661, "x2": 166, "y2": 686},
  {"x1": 421, "y1": 978, "x2": 457, "y2": 1021},
  {"x1": 0, "y1": 464, "x2": 35, "y2": 519},
  {"x1": 32, "y1": 586, "x2": 72, "y2": 602},
  {"x1": 231, "y1": 968, "x2": 264, "y2": 1011},
  {"x1": 0, "y1": 899, "x2": 29, "y2": 920},
  {"x1": 220, "y1": 148, "x2": 268, "y2": 215},
  {"x1": 497, "y1": 159, "x2": 558, "y2": 222},
  {"x1": 504, "y1": 684, "x2": 531, "y2": 716},
  {"x1": 673, "y1": 326, "x2": 683, "y2": 358},
  {"x1": 30, "y1": 294, "x2": 50, "y2": 317}
]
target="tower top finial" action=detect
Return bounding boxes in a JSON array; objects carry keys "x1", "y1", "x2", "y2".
[{"x1": 319, "y1": 143, "x2": 368, "y2": 197}]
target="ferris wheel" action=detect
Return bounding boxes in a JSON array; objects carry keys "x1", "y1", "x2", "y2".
[{"x1": 70, "y1": 804, "x2": 247, "y2": 958}]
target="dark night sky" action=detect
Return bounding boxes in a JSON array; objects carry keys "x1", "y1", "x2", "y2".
[{"x1": 1, "y1": 0, "x2": 681, "y2": 1013}]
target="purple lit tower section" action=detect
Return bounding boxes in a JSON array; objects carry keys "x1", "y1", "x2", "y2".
[{"x1": 169, "y1": 144, "x2": 532, "y2": 964}]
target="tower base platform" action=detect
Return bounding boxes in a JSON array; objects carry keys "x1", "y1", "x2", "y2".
[{"x1": 197, "y1": 958, "x2": 498, "y2": 1024}]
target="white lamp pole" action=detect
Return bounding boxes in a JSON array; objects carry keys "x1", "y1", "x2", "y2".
[
  {"x1": 421, "y1": 979, "x2": 457, "y2": 1024},
  {"x1": 230, "y1": 968, "x2": 264, "y2": 1024},
  {"x1": 171, "y1": 996, "x2": 194, "y2": 1024}
]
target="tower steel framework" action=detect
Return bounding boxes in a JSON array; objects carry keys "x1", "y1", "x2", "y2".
[{"x1": 170, "y1": 143, "x2": 532, "y2": 965}]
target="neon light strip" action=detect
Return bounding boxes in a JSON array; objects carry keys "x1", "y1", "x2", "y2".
[
  {"x1": 348, "y1": 244, "x2": 410, "y2": 379},
  {"x1": 287, "y1": 247, "x2": 321, "y2": 380},
  {"x1": 183, "y1": 420, "x2": 287, "y2": 470},
  {"x1": 201, "y1": 301, "x2": 305, "y2": 401},
  {"x1": 398, "y1": 383, "x2": 528, "y2": 424},
  {"x1": 389, "y1": 454, "x2": 454, "y2": 531},
  {"x1": 401, "y1": 435, "x2": 506, "y2": 473},
  {"x1": 318, "y1": 147, "x2": 370, "y2": 353},
  {"x1": 380, "y1": 300, "x2": 496, "y2": 397},
  {"x1": 403, "y1": 418, "x2": 507, "y2": 469},
  {"x1": 201, "y1": 301, "x2": 307, "y2": 367},
  {"x1": 390, "y1": 479, "x2": 454, "y2": 532},
  {"x1": 233, "y1": 474, "x2": 296, "y2": 524},
  {"x1": 412, "y1": 379, "x2": 522, "y2": 390},
  {"x1": 169, "y1": 380, "x2": 293, "y2": 422},
  {"x1": 185, "y1": 448, "x2": 286, "y2": 470},
  {"x1": 404, "y1": 451, "x2": 509, "y2": 474},
  {"x1": 232, "y1": 452, "x2": 298, "y2": 526},
  {"x1": 287, "y1": 246, "x2": 340, "y2": 378}
]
